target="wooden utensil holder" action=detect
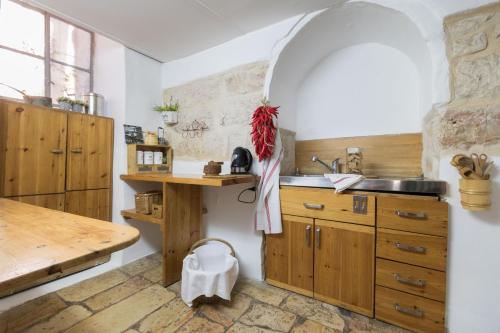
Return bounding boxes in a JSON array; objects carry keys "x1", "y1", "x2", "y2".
[{"x1": 459, "y1": 179, "x2": 491, "y2": 211}]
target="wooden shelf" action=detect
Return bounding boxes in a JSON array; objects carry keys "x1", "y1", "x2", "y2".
[
  {"x1": 120, "y1": 173, "x2": 255, "y2": 187},
  {"x1": 121, "y1": 209, "x2": 163, "y2": 225}
]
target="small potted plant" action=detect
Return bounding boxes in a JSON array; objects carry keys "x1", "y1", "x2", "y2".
[
  {"x1": 154, "y1": 97, "x2": 179, "y2": 125},
  {"x1": 73, "y1": 100, "x2": 87, "y2": 113},
  {"x1": 57, "y1": 96, "x2": 74, "y2": 111}
]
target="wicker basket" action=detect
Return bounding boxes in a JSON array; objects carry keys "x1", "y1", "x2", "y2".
[
  {"x1": 152, "y1": 203, "x2": 163, "y2": 218},
  {"x1": 459, "y1": 179, "x2": 491, "y2": 211},
  {"x1": 135, "y1": 191, "x2": 162, "y2": 214},
  {"x1": 188, "y1": 238, "x2": 237, "y2": 305}
]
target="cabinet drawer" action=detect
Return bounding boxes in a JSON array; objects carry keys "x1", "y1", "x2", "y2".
[
  {"x1": 378, "y1": 197, "x2": 448, "y2": 237},
  {"x1": 377, "y1": 228, "x2": 447, "y2": 271},
  {"x1": 376, "y1": 286, "x2": 445, "y2": 333},
  {"x1": 280, "y1": 187, "x2": 375, "y2": 226},
  {"x1": 376, "y1": 258, "x2": 446, "y2": 302}
]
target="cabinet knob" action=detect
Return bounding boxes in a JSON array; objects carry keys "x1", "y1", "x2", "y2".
[
  {"x1": 70, "y1": 148, "x2": 83, "y2": 153},
  {"x1": 51, "y1": 148, "x2": 64, "y2": 154},
  {"x1": 315, "y1": 228, "x2": 321, "y2": 249},
  {"x1": 393, "y1": 273, "x2": 426, "y2": 288},
  {"x1": 305, "y1": 225, "x2": 312, "y2": 246},
  {"x1": 15, "y1": 107, "x2": 24, "y2": 112},
  {"x1": 395, "y1": 210, "x2": 427, "y2": 220},
  {"x1": 394, "y1": 303, "x2": 424, "y2": 318},
  {"x1": 395, "y1": 241, "x2": 426, "y2": 254},
  {"x1": 303, "y1": 203, "x2": 324, "y2": 210}
]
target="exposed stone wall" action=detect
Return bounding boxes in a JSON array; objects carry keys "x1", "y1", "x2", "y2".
[
  {"x1": 423, "y1": 3, "x2": 500, "y2": 177},
  {"x1": 163, "y1": 61, "x2": 296, "y2": 173},
  {"x1": 163, "y1": 62, "x2": 267, "y2": 161}
]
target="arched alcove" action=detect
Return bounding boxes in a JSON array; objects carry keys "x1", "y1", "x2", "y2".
[{"x1": 266, "y1": 1, "x2": 447, "y2": 139}]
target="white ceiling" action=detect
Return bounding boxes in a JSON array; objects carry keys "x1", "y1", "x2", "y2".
[
  {"x1": 27, "y1": 0, "x2": 498, "y2": 63},
  {"x1": 28, "y1": 0, "x2": 342, "y2": 62}
]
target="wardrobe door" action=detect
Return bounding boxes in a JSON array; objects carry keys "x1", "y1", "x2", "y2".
[
  {"x1": 0, "y1": 101, "x2": 67, "y2": 197},
  {"x1": 66, "y1": 113, "x2": 113, "y2": 191},
  {"x1": 65, "y1": 189, "x2": 111, "y2": 221}
]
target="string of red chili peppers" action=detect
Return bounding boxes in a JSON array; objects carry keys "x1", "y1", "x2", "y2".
[{"x1": 251, "y1": 99, "x2": 279, "y2": 161}]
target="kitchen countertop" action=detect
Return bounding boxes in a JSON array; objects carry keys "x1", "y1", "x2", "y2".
[
  {"x1": 120, "y1": 173, "x2": 255, "y2": 187},
  {"x1": 0, "y1": 199, "x2": 139, "y2": 297},
  {"x1": 280, "y1": 175, "x2": 447, "y2": 195}
]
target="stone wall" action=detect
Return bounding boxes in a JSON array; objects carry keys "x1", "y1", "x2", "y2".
[
  {"x1": 163, "y1": 61, "x2": 295, "y2": 173},
  {"x1": 424, "y1": 3, "x2": 500, "y2": 177}
]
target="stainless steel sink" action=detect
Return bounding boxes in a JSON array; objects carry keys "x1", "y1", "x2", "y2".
[{"x1": 280, "y1": 175, "x2": 447, "y2": 195}]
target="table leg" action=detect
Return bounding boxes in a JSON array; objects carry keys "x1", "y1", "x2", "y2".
[{"x1": 162, "y1": 183, "x2": 202, "y2": 286}]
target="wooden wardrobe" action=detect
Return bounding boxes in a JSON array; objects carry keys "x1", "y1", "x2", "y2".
[{"x1": 0, "y1": 99, "x2": 113, "y2": 221}]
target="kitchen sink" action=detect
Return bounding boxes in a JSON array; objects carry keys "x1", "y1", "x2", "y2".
[{"x1": 280, "y1": 175, "x2": 446, "y2": 195}]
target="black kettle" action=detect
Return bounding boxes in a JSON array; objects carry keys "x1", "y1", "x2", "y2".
[{"x1": 231, "y1": 147, "x2": 253, "y2": 174}]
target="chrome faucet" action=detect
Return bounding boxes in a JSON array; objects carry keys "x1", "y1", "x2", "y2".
[{"x1": 311, "y1": 155, "x2": 341, "y2": 174}]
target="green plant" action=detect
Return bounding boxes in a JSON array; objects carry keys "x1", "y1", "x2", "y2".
[
  {"x1": 153, "y1": 97, "x2": 179, "y2": 112},
  {"x1": 57, "y1": 96, "x2": 74, "y2": 104}
]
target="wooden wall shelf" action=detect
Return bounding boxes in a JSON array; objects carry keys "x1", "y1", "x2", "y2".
[{"x1": 121, "y1": 209, "x2": 162, "y2": 225}]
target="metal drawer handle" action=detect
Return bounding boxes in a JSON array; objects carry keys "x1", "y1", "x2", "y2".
[
  {"x1": 303, "y1": 203, "x2": 324, "y2": 210},
  {"x1": 394, "y1": 303, "x2": 424, "y2": 318},
  {"x1": 70, "y1": 148, "x2": 83, "y2": 153},
  {"x1": 315, "y1": 228, "x2": 321, "y2": 249},
  {"x1": 51, "y1": 148, "x2": 64, "y2": 154},
  {"x1": 305, "y1": 225, "x2": 312, "y2": 246},
  {"x1": 395, "y1": 242, "x2": 426, "y2": 254},
  {"x1": 395, "y1": 210, "x2": 427, "y2": 220},
  {"x1": 394, "y1": 273, "x2": 426, "y2": 288}
]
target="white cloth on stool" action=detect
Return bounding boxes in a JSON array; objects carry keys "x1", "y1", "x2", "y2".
[
  {"x1": 181, "y1": 243, "x2": 239, "y2": 307},
  {"x1": 324, "y1": 173, "x2": 365, "y2": 193}
]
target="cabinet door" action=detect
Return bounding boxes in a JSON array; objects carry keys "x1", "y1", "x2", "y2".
[
  {"x1": 65, "y1": 189, "x2": 111, "y2": 221},
  {"x1": 66, "y1": 114, "x2": 113, "y2": 190},
  {"x1": 265, "y1": 215, "x2": 314, "y2": 296},
  {"x1": 314, "y1": 219, "x2": 375, "y2": 316},
  {"x1": 8, "y1": 194, "x2": 65, "y2": 211},
  {"x1": 0, "y1": 102, "x2": 67, "y2": 196}
]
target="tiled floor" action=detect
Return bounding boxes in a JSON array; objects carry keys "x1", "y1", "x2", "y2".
[{"x1": 0, "y1": 253, "x2": 410, "y2": 333}]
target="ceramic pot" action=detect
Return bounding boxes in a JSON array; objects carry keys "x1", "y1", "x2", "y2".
[
  {"x1": 59, "y1": 101, "x2": 73, "y2": 111},
  {"x1": 162, "y1": 111, "x2": 178, "y2": 125},
  {"x1": 73, "y1": 104, "x2": 84, "y2": 112}
]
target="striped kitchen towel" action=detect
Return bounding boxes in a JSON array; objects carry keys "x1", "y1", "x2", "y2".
[{"x1": 324, "y1": 173, "x2": 365, "y2": 193}]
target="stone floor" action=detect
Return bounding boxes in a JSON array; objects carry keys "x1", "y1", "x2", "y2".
[{"x1": 0, "y1": 253, "x2": 410, "y2": 333}]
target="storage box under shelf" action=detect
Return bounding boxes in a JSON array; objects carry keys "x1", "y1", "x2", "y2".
[{"x1": 127, "y1": 144, "x2": 173, "y2": 174}]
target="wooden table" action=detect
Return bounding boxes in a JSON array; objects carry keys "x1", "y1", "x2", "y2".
[
  {"x1": 120, "y1": 173, "x2": 255, "y2": 286},
  {"x1": 0, "y1": 199, "x2": 139, "y2": 297}
]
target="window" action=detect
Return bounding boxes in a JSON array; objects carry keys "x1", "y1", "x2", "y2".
[{"x1": 0, "y1": 0, "x2": 93, "y2": 100}]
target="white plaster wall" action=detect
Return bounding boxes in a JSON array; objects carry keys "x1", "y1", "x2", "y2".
[
  {"x1": 121, "y1": 48, "x2": 163, "y2": 263},
  {"x1": 295, "y1": 43, "x2": 420, "y2": 140},
  {"x1": 440, "y1": 156, "x2": 500, "y2": 333}
]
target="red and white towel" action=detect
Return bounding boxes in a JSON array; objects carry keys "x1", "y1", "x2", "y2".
[
  {"x1": 324, "y1": 173, "x2": 365, "y2": 193},
  {"x1": 254, "y1": 131, "x2": 284, "y2": 234}
]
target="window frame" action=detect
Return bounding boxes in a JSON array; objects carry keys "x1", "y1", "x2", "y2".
[{"x1": 0, "y1": 0, "x2": 94, "y2": 99}]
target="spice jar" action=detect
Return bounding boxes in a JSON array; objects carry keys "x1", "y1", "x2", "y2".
[{"x1": 346, "y1": 147, "x2": 362, "y2": 174}]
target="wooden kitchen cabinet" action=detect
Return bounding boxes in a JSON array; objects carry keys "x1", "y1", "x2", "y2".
[
  {"x1": 0, "y1": 101, "x2": 67, "y2": 197},
  {"x1": 265, "y1": 215, "x2": 314, "y2": 296},
  {"x1": 8, "y1": 193, "x2": 65, "y2": 211},
  {"x1": 66, "y1": 113, "x2": 113, "y2": 191},
  {"x1": 266, "y1": 190, "x2": 375, "y2": 315},
  {"x1": 314, "y1": 219, "x2": 374, "y2": 316},
  {"x1": 65, "y1": 189, "x2": 111, "y2": 221}
]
